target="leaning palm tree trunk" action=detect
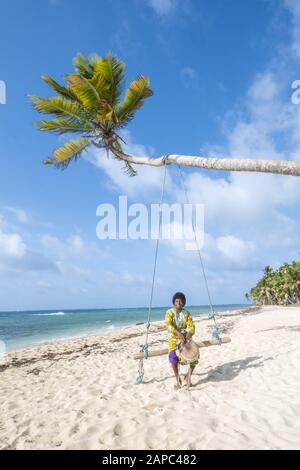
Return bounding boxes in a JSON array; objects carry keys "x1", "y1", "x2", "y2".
[{"x1": 110, "y1": 146, "x2": 300, "y2": 177}]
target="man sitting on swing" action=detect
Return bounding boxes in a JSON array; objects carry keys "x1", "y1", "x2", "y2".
[{"x1": 165, "y1": 292, "x2": 199, "y2": 389}]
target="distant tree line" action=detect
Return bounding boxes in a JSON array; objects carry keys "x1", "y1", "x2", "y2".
[{"x1": 246, "y1": 261, "x2": 300, "y2": 305}]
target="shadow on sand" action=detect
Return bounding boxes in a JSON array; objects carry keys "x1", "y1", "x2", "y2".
[
  {"x1": 142, "y1": 355, "x2": 275, "y2": 387},
  {"x1": 192, "y1": 355, "x2": 272, "y2": 386},
  {"x1": 256, "y1": 325, "x2": 300, "y2": 334}
]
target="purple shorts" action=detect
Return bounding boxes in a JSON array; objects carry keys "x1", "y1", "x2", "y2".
[{"x1": 168, "y1": 349, "x2": 179, "y2": 365}]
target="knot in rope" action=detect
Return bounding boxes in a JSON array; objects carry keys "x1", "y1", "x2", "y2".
[
  {"x1": 212, "y1": 326, "x2": 222, "y2": 345},
  {"x1": 162, "y1": 154, "x2": 170, "y2": 165}
]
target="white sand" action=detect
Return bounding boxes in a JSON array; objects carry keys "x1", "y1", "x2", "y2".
[{"x1": 1, "y1": 305, "x2": 300, "y2": 450}]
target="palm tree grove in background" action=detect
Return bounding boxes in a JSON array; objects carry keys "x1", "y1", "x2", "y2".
[
  {"x1": 30, "y1": 53, "x2": 300, "y2": 177},
  {"x1": 246, "y1": 261, "x2": 300, "y2": 305}
]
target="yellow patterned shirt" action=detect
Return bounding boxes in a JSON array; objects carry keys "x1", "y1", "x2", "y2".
[{"x1": 165, "y1": 308, "x2": 195, "y2": 352}]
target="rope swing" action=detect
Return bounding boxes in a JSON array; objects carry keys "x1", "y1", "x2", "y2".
[
  {"x1": 135, "y1": 162, "x2": 223, "y2": 384},
  {"x1": 135, "y1": 162, "x2": 168, "y2": 384}
]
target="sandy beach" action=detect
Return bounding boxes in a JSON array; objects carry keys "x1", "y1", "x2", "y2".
[{"x1": 1, "y1": 305, "x2": 300, "y2": 450}]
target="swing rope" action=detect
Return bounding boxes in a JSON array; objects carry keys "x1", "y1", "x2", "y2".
[
  {"x1": 177, "y1": 164, "x2": 221, "y2": 344},
  {"x1": 135, "y1": 161, "x2": 168, "y2": 384}
]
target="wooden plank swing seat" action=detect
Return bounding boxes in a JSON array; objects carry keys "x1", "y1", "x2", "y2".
[{"x1": 134, "y1": 336, "x2": 231, "y2": 360}]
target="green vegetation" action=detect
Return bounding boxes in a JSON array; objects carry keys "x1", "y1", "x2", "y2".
[
  {"x1": 29, "y1": 53, "x2": 153, "y2": 176},
  {"x1": 246, "y1": 261, "x2": 300, "y2": 305}
]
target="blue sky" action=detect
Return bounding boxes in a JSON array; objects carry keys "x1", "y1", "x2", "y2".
[{"x1": 0, "y1": 0, "x2": 299, "y2": 311}]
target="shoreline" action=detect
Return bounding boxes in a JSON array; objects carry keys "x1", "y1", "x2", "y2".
[
  {"x1": 1, "y1": 303, "x2": 250, "y2": 355},
  {"x1": 1, "y1": 305, "x2": 259, "y2": 361}
]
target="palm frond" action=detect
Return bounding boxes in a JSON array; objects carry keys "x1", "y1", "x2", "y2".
[
  {"x1": 73, "y1": 53, "x2": 93, "y2": 78},
  {"x1": 96, "y1": 101, "x2": 118, "y2": 124},
  {"x1": 93, "y1": 54, "x2": 125, "y2": 105},
  {"x1": 67, "y1": 74, "x2": 102, "y2": 112},
  {"x1": 29, "y1": 95, "x2": 83, "y2": 119},
  {"x1": 88, "y1": 53, "x2": 102, "y2": 71},
  {"x1": 90, "y1": 72, "x2": 110, "y2": 101},
  {"x1": 112, "y1": 140, "x2": 137, "y2": 177},
  {"x1": 46, "y1": 137, "x2": 90, "y2": 168},
  {"x1": 116, "y1": 75, "x2": 153, "y2": 126},
  {"x1": 41, "y1": 75, "x2": 78, "y2": 101},
  {"x1": 123, "y1": 161, "x2": 137, "y2": 176},
  {"x1": 36, "y1": 117, "x2": 94, "y2": 135}
]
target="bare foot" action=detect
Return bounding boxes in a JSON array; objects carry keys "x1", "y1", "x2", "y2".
[
  {"x1": 174, "y1": 377, "x2": 182, "y2": 390},
  {"x1": 184, "y1": 374, "x2": 193, "y2": 388}
]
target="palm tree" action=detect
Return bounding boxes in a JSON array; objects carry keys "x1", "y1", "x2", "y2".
[
  {"x1": 29, "y1": 53, "x2": 153, "y2": 176},
  {"x1": 246, "y1": 261, "x2": 300, "y2": 305},
  {"x1": 30, "y1": 53, "x2": 300, "y2": 177},
  {"x1": 263, "y1": 266, "x2": 273, "y2": 276}
]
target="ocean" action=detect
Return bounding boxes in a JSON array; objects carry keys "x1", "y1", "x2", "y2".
[{"x1": 0, "y1": 304, "x2": 249, "y2": 352}]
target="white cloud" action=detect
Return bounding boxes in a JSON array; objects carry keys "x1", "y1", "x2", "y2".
[
  {"x1": 40, "y1": 234, "x2": 62, "y2": 252},
  {"x1": 147, "y1": 0, "x2": 175, "y2": 16},
  {"x1": 0, "y1": 232, "x2": 26, "y2": 259},
  {"x1": 0, "y1": 215, "x2": 5, "y2": 230},
  {"x1": 196, "y1": 233, "x2": 259, "y2": 272},
  {"x1": 40, "y1": 233, "x2": 110, "y2": 259},
  {"x1": 105, "y1": 269, "x2": 156, "y2": 287},
  {"x1": 0, "y1": 217, "x2": 58, "y2": 273},
  {"x1": 164, "y1": 228, "x2": 260, "y2": 272},
  {"x1": 4, "y1": 207, "x2": 30, "y2": 224},
  {"x1": 55, "y1": 262, "x2": 94, "y2": 283},
  {"x1": 222, "y1": 74, "x2": 300, "y2": 159},
  {"x1": 215, "y1": 235, "x2": 256, "y2": 267},
  {"x1": 181, "y1": 168, "x2": 300, "y2": 260},
  {"x1": 181, "y1": 67, "x2": 197, "y2": 80},
  {"x1": 248, "y1": 72, "x2": 279, "y2": 102},
  {"x1": 68, "y1": 235, "x2": 85, "y2": 254},
  {"x1": 0, "y1": 230, "x2": 57, "y2": 273},
  {"x1": 180, "y1": 67, "x2": 198, "y2": 89}
]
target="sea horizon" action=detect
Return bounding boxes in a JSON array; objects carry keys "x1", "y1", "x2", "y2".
[{"x1": 0, "y1": 303, "x2": 250, "y2": 352}]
